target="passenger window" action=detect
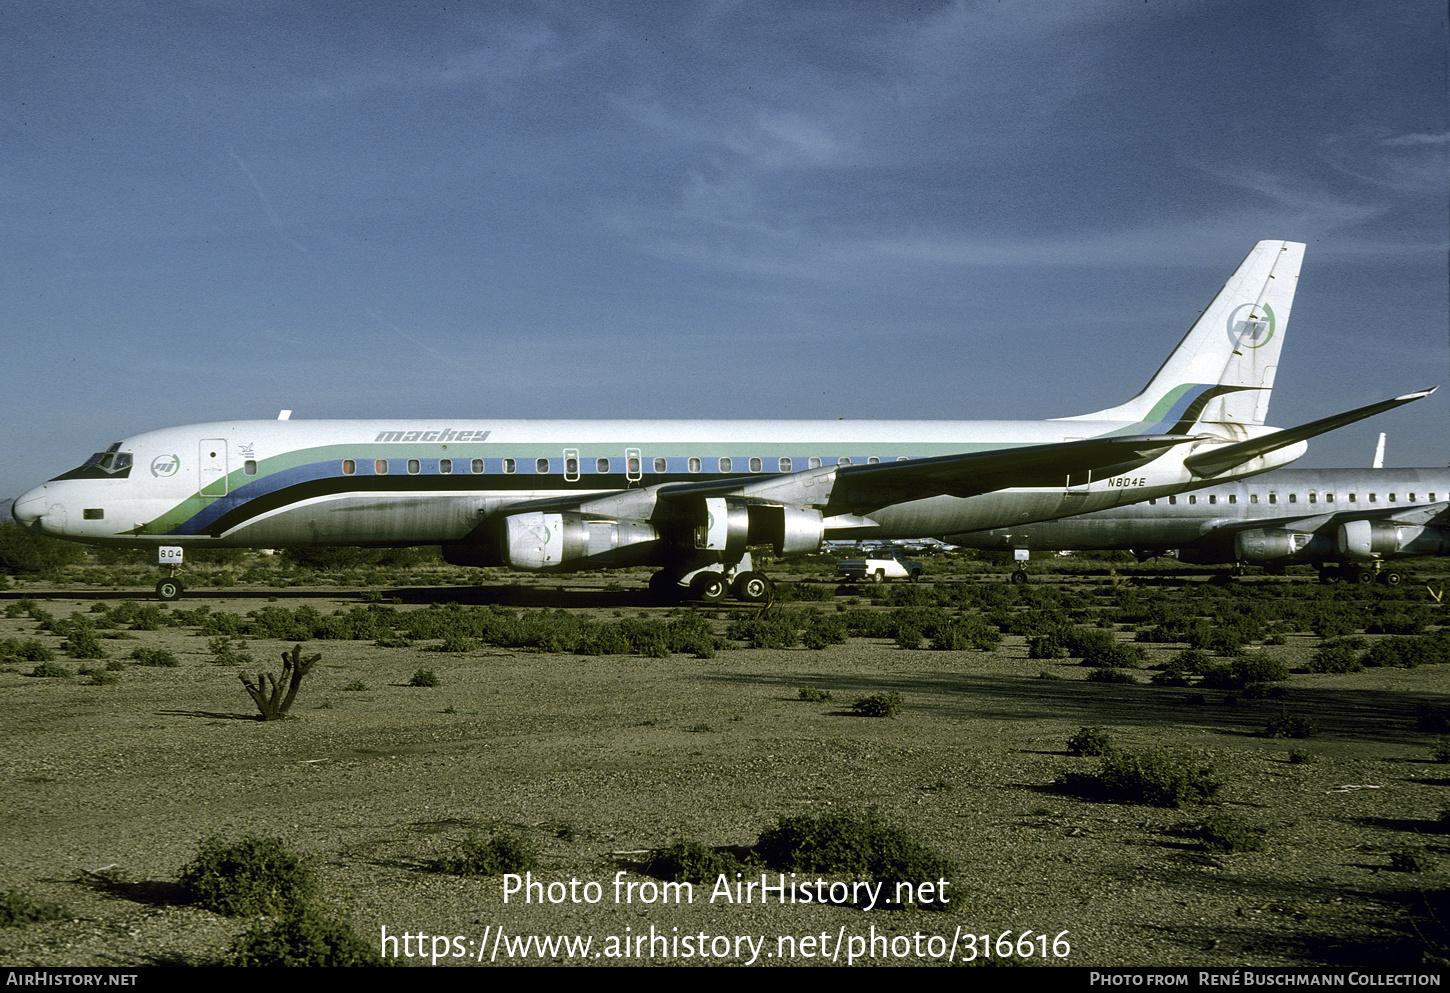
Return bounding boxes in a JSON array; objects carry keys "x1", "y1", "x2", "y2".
[
  {"x1": 1249, "y1": 494, "x2": 1258, "y2": 503},
  {"x1": 477, "y1": 459, "x2": 489, "y2": 474},
  {"x1": 1288, "y1": 493, "x2": 1296, "y2": 503},
  {"x1": 779, "y1": 457, "x2": 792, "y2": 472},
  {"x1": 244, "y1": 460, "x2": 257, "y2": 476},
  {"x1": 1208, "y1": 495, "x2": 1216, "y2": 504},
  {"x1": 1348, "y1": 494, "x2": 1357, "y2": 503},
  {"x1": 808, "y1": 457, "x2": 821, "y2": 469},
  {"x1": 1268, "y1": 493, "x2": 1277, "y2": 504},
  {"x1": 408, "y1": 459, "x2": 420, "y2": 474},
  {"x1": 1389, "y1": 493, "x2": 1397, "y2": 503},
  {"x1": 375, "y1": 460, "x2": 388, "y2": 475},
  {"x1": 1308, "y1": 492, "x2": 1316, "y2": 503},
  {"x1": 565, "y1": 457, "x2": 578, "y2": 475},
  {"x1": 1168, "y1": 496, "x2": 1177, "y2": 505},
  {"x1": 838, "y1": 457, "x2": 851, "y2": 466},
  {"x1": 440, "y1": 459, "x2": 452, "y2": 474},
  {"x1": 1369, "y1": 493, "x2": 1377, "y2": 503},
  {"x1": 719, "y1": 457, "x2": 731, "y2": 473},
  {"x1": 536, "y1": 458, "x2": 550, "y2": 474},
  {"x1": 1228, "y1": 495, "x2": 1237, "y2": 504},
  {"x1": 501, "y1": 458, "x2": 513, "y2": 473},
  {"x1": 654, "y1": 457, "x2": 667, "y2": 473},
  {"x1": 597, "y1": 457, "x2": 610, "y2": 474},
  {"x1": 868, "y1": 457, "x2": 879, "y2": 464},
  {"x1": 1188, "y1": 495, "x2": 1196, "y2": 504},
  {"x1": 628, "y1": 457, "x2": 640, "y2": 474},
  {"x1": 343, "y1": 460, "x2": 356, "y2": 475},
  {"x1": 749, "y1": 457, "x2": 762, "y2": 472},
  {"x1": 688, "y1": 458, "x2": 701, "y2": 473}
]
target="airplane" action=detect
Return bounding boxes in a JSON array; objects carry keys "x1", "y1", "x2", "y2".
[
  {"x1": 940, "y1": 466, "x2": 1450, "y2": 586},
  {"x1": 8, "y1": 240, "x2": 1436, "y2": 602}
]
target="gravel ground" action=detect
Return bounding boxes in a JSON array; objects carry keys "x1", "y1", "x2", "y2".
[{"x1": 2, "y1": 574, "x2": 1449, "y2": 968}]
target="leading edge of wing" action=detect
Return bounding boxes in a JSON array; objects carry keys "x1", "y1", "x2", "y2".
[{"x1": 823, "y1": 434, "x2": 1200, "y2": 515}]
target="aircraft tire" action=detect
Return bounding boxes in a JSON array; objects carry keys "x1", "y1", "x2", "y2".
[
  {"x1": 689, "y1": 572, "x2": 728, "y2": 603},
  {"x1": 1009, "y1": 571, "x2": 1029, "y2": 585},
  {"x1": 1354, "y1": 568, "x2": 1376, "y2": 585},
  {"x1": 1382, "y1": 570, "x2": 1403, "y2": 586},
  {"x1": 732, "y1": 572, "x2": 772, "y2": 603},
  {"x1": 155, "y1": 578, "x2": 183, "y2": 602}
]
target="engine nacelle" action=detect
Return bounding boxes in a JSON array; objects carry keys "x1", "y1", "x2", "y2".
[
  {"x1": 1235, "y1": 528, "x2": 1316, "y2": 564},
  {"x1": 692, "y1": 498, "x2": 825, "y2": 558},
  {"x1": 503, "y1": 511, "x2": 659, "y2": 571},
  {"x1": 1338, "y1": 520, "x2": 1450, "y2": 562}
]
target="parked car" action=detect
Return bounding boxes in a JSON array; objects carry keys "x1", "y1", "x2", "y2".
[{"x1": 835, "y1": 548, "x2": 925, "y2": 583}]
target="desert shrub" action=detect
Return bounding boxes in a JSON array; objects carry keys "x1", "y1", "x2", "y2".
[
  {"x1": 1261, "y1": 712, "x2": 1317, "y2": 739},
  {"x1": 227, "y1": 904, "x2": 383, "y2": 966},
  {"x1": 0, "y1": 888, "x2": 70, "y2": 926},
  {"x1": 27, "y1": 661, "x2": 72, "y2": 679},
  {"x1": 928, "y1": 615, "x2": 1001, "y2": 652},
  {"x1": 1086, "y1": 667, "x2": 1136, "y2": 684},
  {"x1": 129, "y1": 647, "x2": 180, "y2": 667},
  {"x1": 1058, "y1": 749, "x2": 1220, "y2": 808},
  {"x1": 1027, "y1": 632, "x2": 1069, "y2": 659},
  {"x1": 1191, "y1": 811, "x2": 1268, "y2": 853},
  {"x1": 1066, "y1": 727, "x2": 1116, "y2": 757},
  {"x1": 800, "y1": 612, "x2": 848, "y2": 650},
  {"x1": 0, "y1": 638, "x2": 53, "y2": 663},
  {"x1": 207, "y1": 637, "x2": 253, "y2": 667},
  {"x1": 893, "y1": 626, "x2": 923, "y2": 650},
  {"x1": 408, "y1": 668, "x2": 439, "y2": 687},
  {"x1": 644, "y1": 841, "x2": 755, "y2": 885},
  {"x1": 851, "y1": 692, "x2": 902, "y2": 718},
  {"x1": 798, "y1": 686, "x2": 833, "y2": 703},
  {"x1": 1307, "y1": 641, "x2": 1363, "y2": 674},
  {"x1": 1232, "y1": 656, "x2": 1290, "y2": 684},
  {"x1": 62, "y1": 619, "x2": 106, "y2": 660},
  {"x1": 179, "y1": 834, "x2": 317, "y2": 917},
  {"x1": 754, "y1": 810, "x2": 954, "y2": 908},
  {"x1": 433, "y1": 831, "x2": 540, "y2": 876},
  {"x1": 727, "y1": 612, "x2": 800, "y2": 650}
]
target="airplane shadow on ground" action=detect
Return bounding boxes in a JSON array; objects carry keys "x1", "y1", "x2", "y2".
[{"x1": 703, "y1": 668, "x2": 1447, "y2": 747}]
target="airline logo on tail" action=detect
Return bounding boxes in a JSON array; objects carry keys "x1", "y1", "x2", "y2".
[{"x1": 1229, "y1": 302, "x2": 1275, "y2": 349}]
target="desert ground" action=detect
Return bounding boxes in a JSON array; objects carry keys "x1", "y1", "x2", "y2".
[{"x1": 2, "y1": 560, "x2": 1450, "y2": 968}]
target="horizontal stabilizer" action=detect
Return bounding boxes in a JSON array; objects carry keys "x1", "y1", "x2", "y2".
[{"x1": 1183, "y1": 388, "x2": 1437, "y2": 478}]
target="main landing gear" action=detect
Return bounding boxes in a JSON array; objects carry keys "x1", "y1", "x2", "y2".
[
  {"x1": 1316, "y1": 564, "x2": 1403, "y2": 586},
  {"x1": 649, "y1": 553, "x2": 775, "y2": 603}
]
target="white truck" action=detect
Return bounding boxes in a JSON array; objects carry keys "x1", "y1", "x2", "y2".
[{"x1": 835, "y1": 548, "x2": 925, "y2": 583}]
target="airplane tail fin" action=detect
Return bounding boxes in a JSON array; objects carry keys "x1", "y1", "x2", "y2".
[{"x1": 1059, "y1": 240, "x2": 1305, "y2": 432}]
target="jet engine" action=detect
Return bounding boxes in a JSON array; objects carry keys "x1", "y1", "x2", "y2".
[
  {"x1": 502, "y1": 511, "x2": 660, "y2": 571},
  {"x1": 1338, "y1": 520, "x2": 1450, "y2": 562},
  {"x1": 1235, "y1": 528, "x2": 1323, "y2": 564},
  {"x1": 693, "y1": 498, "x2": 825, "y2": 557}
]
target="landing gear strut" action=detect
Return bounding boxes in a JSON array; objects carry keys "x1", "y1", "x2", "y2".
[{"x1": 155, "y1": 545, "x2": 185, "y2": 601}]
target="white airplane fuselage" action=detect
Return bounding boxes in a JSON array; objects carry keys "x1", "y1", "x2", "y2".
[{"x1": 9, "y1": 416, "x2": 1303, "y2": 551}]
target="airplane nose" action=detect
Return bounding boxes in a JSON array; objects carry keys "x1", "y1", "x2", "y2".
[{"x1": 12, "y1": 485, "x2": 52, "y2": 531}]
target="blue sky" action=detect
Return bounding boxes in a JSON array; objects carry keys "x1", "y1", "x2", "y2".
[{"x1": 2, "y1": 1, "x2": 1446, "y2": 500}]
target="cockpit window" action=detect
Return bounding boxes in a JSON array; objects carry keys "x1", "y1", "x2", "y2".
[{"x1": 55, "y1": 446, "x2": 134, "y2": 481}]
